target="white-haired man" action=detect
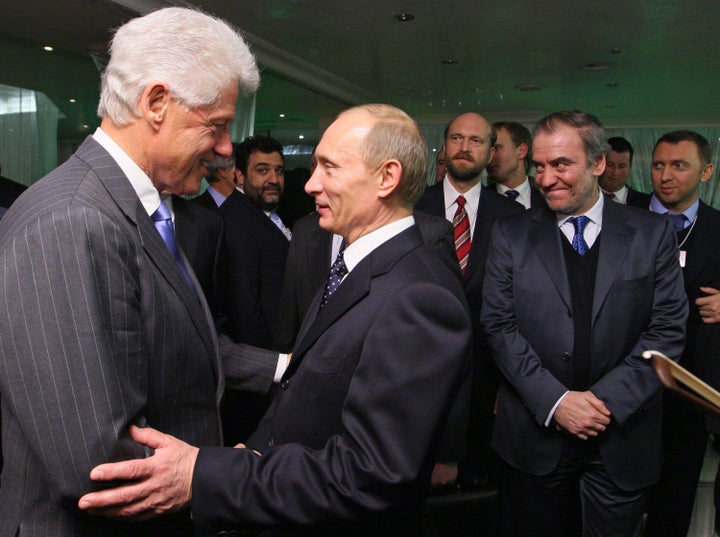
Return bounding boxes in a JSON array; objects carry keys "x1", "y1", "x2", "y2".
[{"x1": 0, "y1": 7, "x2": 277, "y2": 536}]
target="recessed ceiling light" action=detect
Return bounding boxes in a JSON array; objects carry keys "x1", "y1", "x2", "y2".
[
  {"x1": 394, "y1": 13, "x2": 414, "y2": 22},
  {"x1": 606, "y1": 82, "x2": 620, "y2": 88},
  {"x1": 279, "y1": 113, "x2": 285, "y2": 118},
  {"x1": 82, "y1": 124, "x2": 89, "y2": 129},
  {"x1": 610, "y1": 48, "x2": 623, "y2": 54},
  {"x1": 298, "y1": 135, "x2": 304, "y2": 140},
  {"x1": 69, "y1": 98, "x2": 77, "y2": 103},
  {"x1": 583, "y1": 62, "x2": 613, "y2": 70},
  {"x1": 441, "y1": 59, "x2": 458, "y2": 65},
  {"x1": 515, "y1": 83, "x2": 543, "y2": 92},
  {"x1": 471, "y1": 88, "x2": 481, "y2": 93},
  {"x1": 605, "y1": 104, "x2": 616, "y2": 109},
  {"x1": 43, "y1": 45, "x2": 54, "y2": 52}
]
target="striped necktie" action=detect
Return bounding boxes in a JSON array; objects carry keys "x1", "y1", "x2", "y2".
[{"x1": 453, "y1": 195, "x2": 471, "y2": 275}]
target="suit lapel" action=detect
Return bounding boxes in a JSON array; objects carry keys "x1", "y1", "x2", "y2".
[
  {"x1": 592, "y1": 200, "x2": 634, "y2": 321},
  {"x1": 529, "y1": 207, "x2": 572, "y2": 311},
  {"x1": 289, "y1": 227, "x2": 422, "y2": 375},
  {"x1": 465, "y1": 190, "x2": 495, "y2": 282},
  {"x1": 77, "y1": 138, "x2": 217, "y2": 363}
]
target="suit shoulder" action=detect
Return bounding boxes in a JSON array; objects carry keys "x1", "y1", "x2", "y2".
[{"x1": 481, "y1": 188, "x2": 524, "y2": 215}]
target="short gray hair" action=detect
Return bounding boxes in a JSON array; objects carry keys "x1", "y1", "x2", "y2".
[
  {"x1": 534, "y1": 110, "x2": 610, "y2": 167},
  {"x1": 98, "y1": 7, "x2": 259, "y2": 125},
  {"x1": 204, "y1": 154, "x2": 235, "y2": 182}
]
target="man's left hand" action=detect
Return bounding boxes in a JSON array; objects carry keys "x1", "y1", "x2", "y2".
[
  {"x1": 78, "y1": 425, "x2": 198, "y2": 520},
  {"x1": 697, "y1": 287, "x2": 720, "y2": 324}
]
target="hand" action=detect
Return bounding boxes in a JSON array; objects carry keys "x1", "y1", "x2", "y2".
[
  {"x1": 697, "y1": 287, "x2": 720, "y2": 324},
  {"x1": 77, "y1": 425, "x2": 198, "y2": 520},
  {"x1": 553, "y1": 391, "x2": 611, "y2": 440},
  {"x1": 431, "y1": 462, "x2": 458, "y2": 487}
]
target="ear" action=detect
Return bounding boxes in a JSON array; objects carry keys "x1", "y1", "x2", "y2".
[
  {"x1": 701, "y1": 162, "x2": 714, "y2": 183},
  {"x1": 139, "y1": 82, "x2": 171, "y2": 131},
  {"x1": 517, "y1": 143, "x2": 529, "y2": 160},
  {"x1": 591, "y1": 154, "x2": 606, "y2": 178},
  {"x1": 235, "y1": 169, "x2": 246, "y2": 188},
  {"x1": 377, "y1": 159, "x2": 403, "y2": 200}
]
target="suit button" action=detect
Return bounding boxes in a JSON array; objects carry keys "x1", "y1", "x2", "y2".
[
  {"x1": 562, "y1": 352, "x2": 572, "y2": 361},
  {"x1": 281, "y1": 379, "x2": 290, "y2": 389}
]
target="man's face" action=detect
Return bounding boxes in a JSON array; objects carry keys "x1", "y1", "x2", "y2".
[
  {"x1": 533, "y1": 125, "x2": 604, "y2": 215},
  {"x1": 305, "y1": 109, "x2": 382, "y2": 243},
  {"x1": 599, "y1": 150, "x2": 631, "y2": 193},
  {"x1": 486, "y1": 127, "x2": 524, "y2": 183},
  {"x1": 240, "y1": 151, "x2": 285, "y2": 210},
  {"x1": 651, "y1": 140, "x2": 713, "y2": 213},
  {"x1": 444, "y1": 113, "x2": 494, "y2": 186},
  {"x1": 152, "y1": 83, "x2": 237, "y2": 196}
]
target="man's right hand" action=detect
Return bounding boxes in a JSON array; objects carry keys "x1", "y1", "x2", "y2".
[{"x1": 553, "y1": 391, "x2": 611, "y2": 440}]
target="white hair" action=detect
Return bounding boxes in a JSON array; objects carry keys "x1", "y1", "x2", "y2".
[{"x1": 97, "y1": 7, "x2": 260, "y2": 125}]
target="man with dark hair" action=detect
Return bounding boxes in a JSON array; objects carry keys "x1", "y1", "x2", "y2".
[
  {"x1": 218, "y1": 134, "x2": 291, "y2": 444},
  {"x1": 78, "y1": 104, "x2": 472, "y2": 536},
  {"x1": 486, "y1": 121, "x2": 546, "y2": 209},
  {"x1": 599, "y1": 136, "x2": 651, "y2": 208},
  {"x1": 482, "y1": 110, "x2": 687, "y2": 537},
  {"x1": 644, "y1": 129, "x2": 720, "y2": 537},
  {"x1": 416, "y1": 112, "x2": 523, "y2": 489}
]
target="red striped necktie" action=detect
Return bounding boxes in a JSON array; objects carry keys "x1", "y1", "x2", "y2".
[{"x1": 453, "y1": 195, "x2": 471, "y2": 275}]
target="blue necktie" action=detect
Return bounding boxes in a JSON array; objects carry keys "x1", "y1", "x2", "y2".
[
  {"x1": 152, "y1": 199, "x2": 195, "y2": 291},
  {"x1": 667, "y1": 213, "x2": 687, "y2": 233},
  {"x1": 569, "y1": 215, "x2": 590, "y2": 255},
  {"x1": 505, "y1": 190, "x2": 520, "y2": 201},
  {"x1": 319, "y1": 251, "x2": 347, "y2": 310}
]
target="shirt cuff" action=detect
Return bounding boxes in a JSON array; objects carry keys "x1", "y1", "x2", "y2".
[{"x1": 544, "y1": 390, "x2": 570, "y2": 427}]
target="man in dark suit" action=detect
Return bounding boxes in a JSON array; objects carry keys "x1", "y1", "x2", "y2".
[
  {"x1": 78, "y1": 104, "x2": 472, "y2": 537},
  {"x1": 415, "y1": 112, "x2": 523, "y2": 487},
  {"x1": 192, "y1": 153, "x2": 238, "y2": 212},
  {"x1": 643, "y1": 130, "x2": 720, "y2": 537},
  {"x1": 486, "y1": 120, "x2": 546, "y2": 209},
  {"x1": 0, "y1": 8, "x2": 276, "y2": 536},
  {"x1": 481, "y1": 110, "x2": 687, "y2": 537},
  {"x1": 218, "y1": 135, "x2": 291, "y2": 445},
  {"x1": 599, "y1": 136, "x2": 651, "y2": 208}
]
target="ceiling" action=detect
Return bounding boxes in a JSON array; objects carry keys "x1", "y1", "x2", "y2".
[{"x1": 1, "y1": 0, "x2": 719, "y2": 150}]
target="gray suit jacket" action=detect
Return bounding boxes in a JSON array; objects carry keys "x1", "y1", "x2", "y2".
[
  {"x1": 481, "y1": 200, "x2": 688, "y2": 490},
  {"x1": 0, "y1": 137, "x2": 273, "y2": 536}
]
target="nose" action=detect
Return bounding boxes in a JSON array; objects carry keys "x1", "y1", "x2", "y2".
[
  {"x1": 214, "y1": 129, "x2": 233, "y2": 157},
  {"x1": 305, "y1": 166, "x2": 322, "y2": 197}
]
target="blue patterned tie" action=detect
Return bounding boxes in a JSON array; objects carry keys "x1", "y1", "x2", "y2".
[
  {"x1": 569, "y1": 215, "x2": 590, "y2": 255},
  {"x1": 152, "y1": 199, "x2": 195, "y2": 290},
  {"x1": 505, "y1": 190, "x2": 520, "y2": 201},
  {"x1": 319, "y1": 251, "x2": 347, "y2": 310},
  {"x1": 667, "y1": 213, "x2": 687, "y2": 233}
]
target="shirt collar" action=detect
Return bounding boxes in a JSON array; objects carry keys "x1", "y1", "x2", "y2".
[
  {"x1": 343, "y1": 216, "x2": 415, "y2": 273},
  {"x1": 93, "y1": 127, "x2": 160, "y2": 217},
  {"x1": 649, "y1": 193, "x2": 699, "y2": 222},
  {"x1": 557, "y1": 188, "x2": 604, "y2": 228},
  {"x1": 443, "y1": 178, "x2": 481, "y2": 216}
]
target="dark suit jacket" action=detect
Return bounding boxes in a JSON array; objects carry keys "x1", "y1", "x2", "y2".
[
  {"x1": 675, "y1": 201, "x2": 720, "y2": 388},
  {"x1": 192, "y1": 188, "x2": 222, "y2": 212},
  {"x1": 273, "y1": 210, "x2": 460, "y2": 353},
  {"x1": 481, "y1": 200, "x2": 688, "y2": 490},
  {"x1": 415, "y1": 183, "x2": 523, "y2": 426},
  {"x1": 191, "y1": 225, "x2": 472, "y2": 536},
  {"x1": 173, "y1": 195, "x2": 223, "y2": 310},
  {"x1": 218, "y1": 191, "x2": 290, "y2": 347},
  {"x1": 626, "y1": 186, "x2": 651, "y2": 209},
  {"x1": 487, "y1": 179, "x2": 546, "y2": 209}
]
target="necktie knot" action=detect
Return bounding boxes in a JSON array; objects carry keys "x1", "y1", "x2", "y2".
[
  {"x1": 568, "y1": 215, "x2": 590, "y2": 255},
  {"x1": 667, "y1": 213, "x2": 687, "y2": 232},
  {"x1": 505, "y1": 189, "x2": 520, "y2": 201},
  {"x1": 320, "y1": 252, "x2": 348, "y2": 310},
  {"x1": 152, "y1": 199, "x2": 173, "y2": 224},
  {"x1": 456, "y1": 195, "x2": 466, "y2": 208}
]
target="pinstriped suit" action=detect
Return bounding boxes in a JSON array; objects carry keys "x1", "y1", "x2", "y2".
[{"x1": 0, "y1": 137, "x2": 273, "y2": 536}]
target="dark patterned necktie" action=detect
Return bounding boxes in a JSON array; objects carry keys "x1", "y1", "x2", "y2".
[
  {"x1": 568, "y1": 215, "x2": 590, "y2": 255},
  {"x1": 453, "y1": 196, "x2": 471, "y2": 275},
  {"x1": 505, "y1": 189, "x2": 520, "y2": 201},
  {"x1": 319, "y1": 251, "x2": 348, "y2": 310},
  {"x1": 152, "y1": 199, "x2": 195, "y2": 290}
]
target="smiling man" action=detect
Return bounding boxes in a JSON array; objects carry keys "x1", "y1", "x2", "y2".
[
  {"x1": 0, "y1": 7, "x2": 262, "y2": 536},
  {"x1": 481, "y1": 110, "x2": 687, "y2": 537},
  {"x1": 77, "y1": 104, "x2": 472, "y2": 537}
]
